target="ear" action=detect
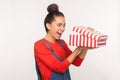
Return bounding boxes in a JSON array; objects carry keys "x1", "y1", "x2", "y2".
[{"x1": 46, "y1": 23, "x2": 51, "y2": 30}]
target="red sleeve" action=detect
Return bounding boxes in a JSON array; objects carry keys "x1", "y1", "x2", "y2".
[
  {"x1": 62, "y1": 40, "x2": 84, "y2": 66},
  {"x1": 34, "y1": 41, "x2": 71, "y2": 73}
]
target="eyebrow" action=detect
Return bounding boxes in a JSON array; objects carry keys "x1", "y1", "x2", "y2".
[
  {"x1": 57, "y1": 23, "x2": 66, "y2": 26},
  {"x1": 57, "y1": 22, "x2": 66, "y2": 25}
]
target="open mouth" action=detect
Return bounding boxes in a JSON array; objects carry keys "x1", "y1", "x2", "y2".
[{"x1": 57, "y1": 32, "x2": 62, "y2": 36}]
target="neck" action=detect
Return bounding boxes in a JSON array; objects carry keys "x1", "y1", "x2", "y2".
[{"x1": 45, "y1": 33, "x2": 56, "y2": 43}]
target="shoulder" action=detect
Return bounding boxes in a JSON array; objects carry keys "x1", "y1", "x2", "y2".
[
  {"x1": 34, "y1": 39, "x2": 47, "y2": 49},
  {"x1": 34, "y1": 40, "x2": 41, "y2": 46}
]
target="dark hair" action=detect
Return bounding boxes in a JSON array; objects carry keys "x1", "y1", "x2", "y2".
[{"x1": 44, "y1": 4, "x2": 64, "y2": 32}]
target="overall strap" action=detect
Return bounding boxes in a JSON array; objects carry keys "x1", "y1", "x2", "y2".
[
  {"x1": 58, "y1": 39, "x2": 64, "y2": 47},
  {"x1": 40, "y1": 39, "x2": 63, "y2": 61},
  {"x1": 58, "y1": 39, "x2": 65, "y2": 51},
  {"x1": 58, "y1": 39, "x2": 68, "y2": 56},
  {"x1": 35, "y1": 61, "x2": 41, "y2": 80}
]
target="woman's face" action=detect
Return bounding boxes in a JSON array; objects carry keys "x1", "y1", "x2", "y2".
[{"x1": 47, "y1": 16, "x2": 66, "y2": 40}]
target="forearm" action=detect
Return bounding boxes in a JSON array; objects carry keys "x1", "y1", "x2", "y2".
[
  {"x1": 67, "y1": 49, "x2": 87, "y2": 66},
  {"x1": 67, "y1": 52, "x2": 78, "y2": 63},
  {"x1": 66, "y1": 47, "x2": 88, "y2": 64},
  {"x1": 72, "y1": 56, "x2": 84, "y2": 66},
  {"x1": 67, "y1": 46, "x2": 81, "y2": 63}
]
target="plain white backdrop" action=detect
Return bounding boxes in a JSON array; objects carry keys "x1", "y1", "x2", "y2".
[{"x1": 0, "y1": 0, "x2": 120, "y2": 80}]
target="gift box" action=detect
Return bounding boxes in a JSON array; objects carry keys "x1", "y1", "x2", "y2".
[{"x1": 69, "y1": 26, "x2": 108, "y2": 48}]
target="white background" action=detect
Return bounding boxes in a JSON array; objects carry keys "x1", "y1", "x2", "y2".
[{"x1": 0, "y1": 0, "x2": 120, "y2": 80}]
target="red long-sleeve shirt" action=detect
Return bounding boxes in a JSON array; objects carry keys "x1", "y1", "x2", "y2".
[{"x1": 34, "y1": 38, "x2": 83, "y2": 80}]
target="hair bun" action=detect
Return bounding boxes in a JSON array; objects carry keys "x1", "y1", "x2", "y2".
[{"x1": 47, "y1": 4, "x2": 59, "y2": 13}]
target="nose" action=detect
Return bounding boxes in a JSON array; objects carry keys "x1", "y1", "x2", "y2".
[{"x1": 61, "y1": 25, "x2": 65, "y2": 32}]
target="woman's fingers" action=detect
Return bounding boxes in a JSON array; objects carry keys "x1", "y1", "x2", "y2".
[
  {"x1": 87, "y1": 27, "x2": 94, "y2": 31},
  {"x1": 78, "y1": 46, "x2": 97, "y2": 50}
]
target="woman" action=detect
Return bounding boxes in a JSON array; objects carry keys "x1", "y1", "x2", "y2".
[{"x1": 34, "y1": 3, "x2": 91, "y2": 80}]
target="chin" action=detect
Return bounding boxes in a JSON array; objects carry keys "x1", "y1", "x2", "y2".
[
  {"x1": 54, "y1": 35, "x2": 61, "y2": 40},
  {"x1": 56, "y1": 38, "x2": 60, "y2": 40},
  {"x1": 56, "y1": 37, "x2": 61, "y2": 40}
]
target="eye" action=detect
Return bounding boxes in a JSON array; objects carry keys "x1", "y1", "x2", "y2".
[
  {"x1": 63, "y1": 23, "x2": 66, "y2": 28},
  {"x1": 57, "y1": 23, "x2": 62, "y2": 27}
]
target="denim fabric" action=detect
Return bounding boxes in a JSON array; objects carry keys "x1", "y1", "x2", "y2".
[{"x1": 50, "y1": 69, "x2": 71, "y2": 80}]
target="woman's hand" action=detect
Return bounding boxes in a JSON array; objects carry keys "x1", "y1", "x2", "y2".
[
  {"x1": 78, "y1": 47, "x2": 96, "y2": 59},
  {"x1": 73, "y1": 46, "x2": 95, "y2": 55},
  {"x1": 67, "y1": 46, "x2": 96, "y2": 63},
  {"x1": 67, "y1": 46, "x2": 83, "y2": 63},
  {"x1": 87, "y1": 27, "x2": 94, "y2": 31},
  {"x1": 72, "y1": 46, "x2": 82, "y2": 55}
]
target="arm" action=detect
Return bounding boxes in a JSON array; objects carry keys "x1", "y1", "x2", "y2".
[
  {"x1": 67, "y1": 46, "x2": 82, "y2": 63},
  {"x1": 62, "y1": 40, "x2": 93, "y2": 66},
  {"x1": 62, "y1": 40, "x2": 84, "y2": 66}
]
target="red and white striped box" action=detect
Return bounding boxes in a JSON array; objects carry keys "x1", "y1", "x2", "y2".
[{"x1": 69, "y1": 26, "x2": 108, "y2": 48}]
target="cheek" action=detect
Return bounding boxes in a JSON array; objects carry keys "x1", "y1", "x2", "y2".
[
  {"x1": 52, "y1": 26, "x2": 58, "y2": 31},
  {"x1": 50, "y1": 27, "x2": 57, "y2": 34}
]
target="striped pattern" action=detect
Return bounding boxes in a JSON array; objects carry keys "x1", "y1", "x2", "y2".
[{"x1": 69, "y1": 26, "x2": 108, "y2": 48}]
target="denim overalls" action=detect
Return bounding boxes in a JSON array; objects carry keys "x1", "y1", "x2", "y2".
[{"x1": 35, "y1": 39, "x2": 71, "y2": 80}]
